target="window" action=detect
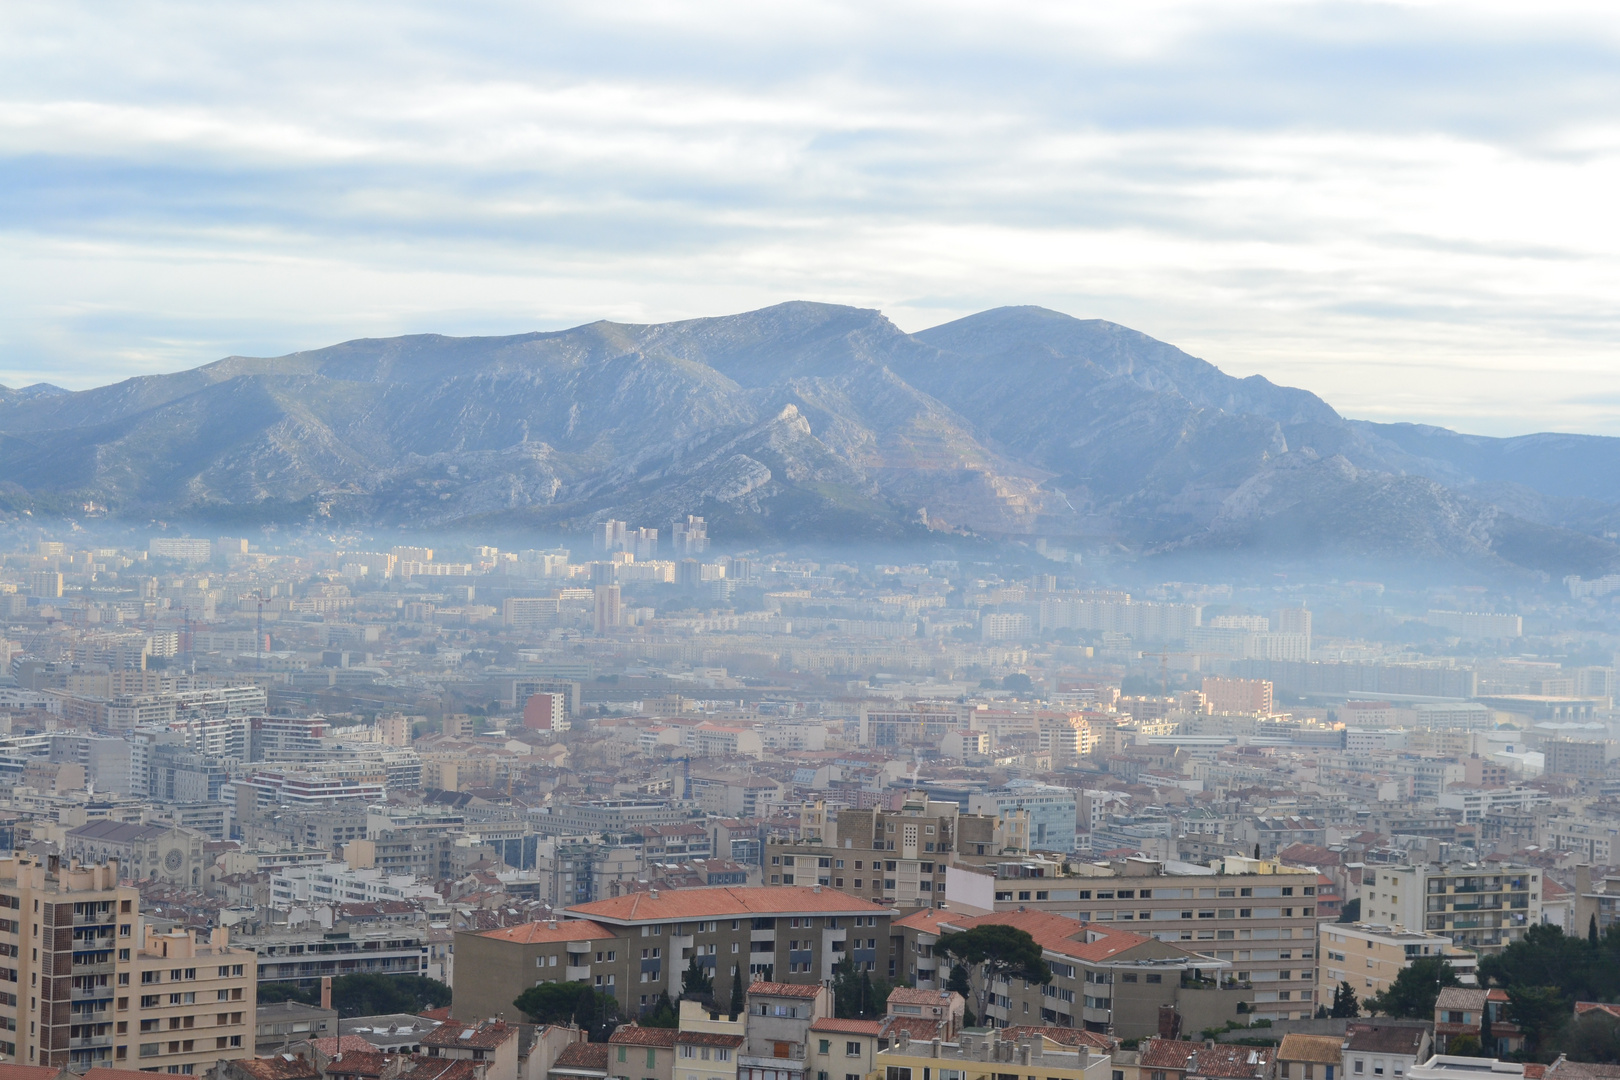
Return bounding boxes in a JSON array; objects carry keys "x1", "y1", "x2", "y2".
[
  {"x1": 846, "y1": 1042, "x2": 862, "y2": 1057},
  {"x1": 679, "y1": 1047, "x2": 694, "y2": 1060},
  {"x1": 820, "y1": 1041, "x2": 831, "y2": 1054}
]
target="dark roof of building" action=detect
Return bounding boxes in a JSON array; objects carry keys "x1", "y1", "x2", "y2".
[
  {"x1": 1343, "y1": 1025, "x2": 1428, "y2": 1055},
  {"x1": 66, "y1": 820, "x2": 169, "y2": 843}
]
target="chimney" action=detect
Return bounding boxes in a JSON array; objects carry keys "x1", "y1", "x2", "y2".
[
  {"x1": 650, "y1": 888, "x2": 659, "y2": 899},
  {"x1": 1158, "y1": 1005, "x2": 1181, "y2": 1041},
  {"x1": 321, "y1": 976, "x2": 333, "y2": 1011}
]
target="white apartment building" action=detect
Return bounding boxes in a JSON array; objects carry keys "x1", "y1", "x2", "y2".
[
  {"x1": 1362, "y1": 864, "x2": 1542, "y2": 954},
  {"x1": 269, "y1": 862, "x2": 442, "y2": 907},
  {"x1": 1437, "y1": 785, "x2": 1550, "y2": 823}
]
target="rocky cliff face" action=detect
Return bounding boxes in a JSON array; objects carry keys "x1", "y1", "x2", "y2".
[{"x1": 1, "y1": 302, "x2": 1616, "y2": 574}]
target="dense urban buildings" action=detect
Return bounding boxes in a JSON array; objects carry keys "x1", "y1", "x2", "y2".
[{"x1": 0, "y1": 528, "x2": 1609, "y2": 1074}]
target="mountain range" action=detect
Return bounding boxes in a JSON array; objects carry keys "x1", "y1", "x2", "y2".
[{"x1": 1, "y1": 301, "x2": 1617, "y2": 577}]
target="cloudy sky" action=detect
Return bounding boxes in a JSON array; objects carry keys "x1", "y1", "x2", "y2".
[{"x1": 2, "y1": 1, "x2": 1618, "y2": 435}]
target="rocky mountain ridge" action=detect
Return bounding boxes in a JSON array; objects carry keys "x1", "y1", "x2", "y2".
[{"x1": 0, "y1": 302, "x2": 1615, "y2": 576}]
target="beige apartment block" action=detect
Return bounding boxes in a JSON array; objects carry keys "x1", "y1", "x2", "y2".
[
  {"x1": 129, "y1": 925, "x2": 257, "y2": 1075},
  {"x1": 1318, "y1": 923, "x2": 1474, "y2": 1006}
]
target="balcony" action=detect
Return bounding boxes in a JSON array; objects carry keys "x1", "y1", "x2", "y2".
[
  {"x1": 565, "y1": 966, "x2": 592, "y2": 981},
  {"x1": 70, "y1": 984, "x2": 114, "y2": 1003},
  {"x1": 69, "y1": 1034, "x2": 115, "y2": 1049},
  {"x1": 72, "y1": 909, "x2": 116, "y2": 927},
  {"x1": 739, "y1": 1050, "x2": 806, "y2": 1069}
]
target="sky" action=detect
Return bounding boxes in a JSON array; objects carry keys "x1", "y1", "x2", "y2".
[{"x1": 2, "y1": 1, "x2": 1619, "y2": 436}]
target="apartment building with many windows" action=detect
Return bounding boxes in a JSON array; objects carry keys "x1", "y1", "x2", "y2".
[
  {"x1": 764, "y1": 796, "x2": 1020, "y2": 912},
  {"x1": 944, "y1": 855, "x2": 1323, "y2": 1021},
  {"x1": 1316, "y1": 923, "x2": 1475, "y2": 1006},
  {"x1": 449, "y1": 886, "x2": 894, "y2": 1024},
  {"x1": 1359, "y1": 864, "x2": 1541, "y2": 954}
]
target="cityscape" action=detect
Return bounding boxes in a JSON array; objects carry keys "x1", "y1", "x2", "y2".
[
  {"x1": 6, "y1": 2, "x2": 1620, "y2": 1080},
  {"x1": 0, "y1": 522, "x2": 1611, "y2": 1079}
]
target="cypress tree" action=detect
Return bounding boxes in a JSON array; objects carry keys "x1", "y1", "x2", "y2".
[
  {"x1": 729, "y1": 964, "x2": 745, "y2": 1018},
  {"x1": 1592, "y1": 914, "x2": 1601, "y2": 946}
]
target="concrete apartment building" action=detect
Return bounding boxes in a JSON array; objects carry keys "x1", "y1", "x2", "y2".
[
  {"x1": 968, "y1": 784, "x2": 1077, "y2": 853},
  {"x1": 129, "y1": 925, "x2": 257, "y2": 1076},
  {"x1": 763, "y1": 796, "x2": 1020, "y2": 915},
  {"x1": 450, "y1": 885, "x2": 895, "y2": 1022},
  {"x1": 0, "y1": 853, "x2": 256, "y2": 1074},
  {"x1": 1317, "y1": 923, "x2": 1475, "y2": 1006},
  {"x1": 894, "y1": 908, "x2": 1240, "y2": 1038},
  {"x1": 944, "y1": 855, "x2": 1324, "y2": 1021},
  {"x1": 1359, "y1": 863, "x2": 1542, "y2": 953}
]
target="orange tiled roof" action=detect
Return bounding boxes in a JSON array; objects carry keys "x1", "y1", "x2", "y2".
[
  {"x1": 608, "y1": 1026, "x2": 679, "y2": 1047},
  {"x1": 475, "y1": 920, "x2": 618, "y2": 943},
  {"x1": 673, "y1": 1032, "x2": 744, "y2": 1048},
  {"x1": 887, "y1": 987, "x2": 957, "y2": 1007},
  {"x1": 748, "y1": 981, "x2": 825, "y2": 998},
  {"x1": 566, "y1": 885, "x2": 889, "y2": 922},
  {"x1": 893, "y1": 909, "x2": 953, "y2": 934},
  {"x1": 939, "y1": 908, "x2": 1155, "y2": 962}
]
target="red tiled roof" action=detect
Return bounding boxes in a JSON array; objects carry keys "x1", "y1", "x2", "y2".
[
  {"x1": 326, "y1": 1052, "x2": 403, "y2": 1077},
  {"x1": 882, "y1": 1017, "x2": 943, "y2": 1040},
  {"x1": 1139, "y1": 1040, "x2": 1200, "y2": 1071},
  {"x1": 566, "y1": 885, "x2": 889, "y2": 922},
  {"x1": 552, "y1": 1043, "x2": 611, "y2": 1071},
  {"x1": 748, "y1": 982, "x2": 825, "y2": 998},
  {"x1": 475, "y1": 920, "x2": 618, "y2": 943},
  {"x1": 423, "y1": 1021, "x2": 516, "y2": 1050},
  {"x1": 673, "y1": 1032, "x2": 744, "y2": 1048},
  {"x1": 810, "y1": 1018, "x2": 883, "y2": 1035},
  {"x1": 314, "y1": 1037, "x2": 386, "y2": 1057},
  {"x1": 892, "y1": 909, "x2": 953, "y2": 934},
  {"x1": 939, "y1": 909, "x2": 1156, "y2": 962},
  {"x1": 608, "y1": 1026, "x2": 679, "y2": 1046},
  {"x1": 0, "y1": 1067, "x2": 68, "y2": 1080},
  {"x1": 231, "y1": 1056, "x2": 323, "y2": 1080},
  {"x1": 887, "y1": 987, "x2": 957, "y2": 1007}
]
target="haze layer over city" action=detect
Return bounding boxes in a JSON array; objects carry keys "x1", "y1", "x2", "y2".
[{"x1": 3, "y1": 3, "x2": 1620, "y2": 1080}]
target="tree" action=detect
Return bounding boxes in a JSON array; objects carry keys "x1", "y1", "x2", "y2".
[
  {"x1": 320, "y1": 974, "x2": 451, "y2": 1018},
  {"x1": 833, "y1": 957, "x2": 879, "y2": 1019},
  {"x1": 1365, "y1": 956, "x2": 1458, "y2": 1019},
  {"x1": 935, "y1": 924, "x2": 1051, "y2": 1024},
  {"x1": 573, "y1": 985, "x2": 622, "y2": 1042},
  {"x1": 643, "y1": 992, "x2": 679, "y2": 1029},
  {"x1": 1593, "y1": 915, "x2": 1602, "y2": 947},
  {"x1": 516, "y1": 981, "x2": 595, "y2": 1025},
  {"x1": 1331, "y1": 981, "x2": 1359, "y2": 1019},
  {"x1": 1564, "y1": 1011, "x2": 1620, "y2": 1064},
  {"x1": 1479, "y1": 997, "x2": 1493, "y2": 1056},
  {"x1": 1507, "y1": 985, "x2": 1568, "y2": 1060},
  {"x1": 1337, "y1": 899, "x2": 1361, "y2": 924},
  {"x1": 947, "y1": 964, "x2": 972, "y2": 997},
  {"x1": 728, "y1": 965, "x2": 745, "y2": 1018},
  {"x1": 683, "y1": 956, "x2": 714, "y2": 1001}
]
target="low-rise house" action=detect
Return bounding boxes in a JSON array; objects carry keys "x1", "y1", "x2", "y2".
[
  {"x1": 1433, "y1": 988, "x2": 1522, "y2": 1056},
  {"x1": 1275, "y1": 1035, "x2": 1342, "y2": 1080},
  {"x1": 884, "y1": 988, "x2": 964, "y2": 1040},
  {"x1": 549, "y1": 1043, "x2": 610, "y2": 1080},
  {"x1": 609, "y1": 1026, "x2": 678, "y2": 1080},
  {"x1": 1341, "y1": 1023, "x2": 1431, "y2": 1080},
  {"x1": 423, "y1": 1020, "x2": 521, "y2": 1080},
  {"x1": 258, "y1": 1002, "x2": 341, "y2": 1055},
  {"x1": 808, "y1": 1019, "x2": 882, "y2": 1080},
  {"x1": 673, "y1": 1031, "x2": 744, "y2": 1080}
]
